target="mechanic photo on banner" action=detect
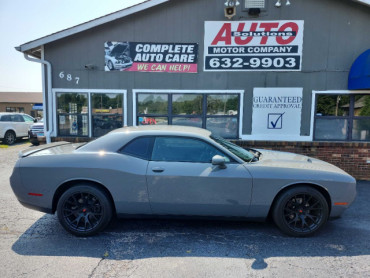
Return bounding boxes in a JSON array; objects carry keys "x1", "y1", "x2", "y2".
[
  {"x1": 204, "y1": 20, "x2": 304, "y2": 71},
  {"x1": 104, "y1": 41, "x2": 198, "y2": 73}
]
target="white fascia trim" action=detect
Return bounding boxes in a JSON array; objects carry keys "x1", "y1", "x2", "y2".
[
  {"x1": 352, "y1": 0, "x2": 370, "y2": 7},
  {"x1": 310, "y1": 89, "x2": 370, "y2": 143},
  {"x1": 18, "y1": 0, "x2": 169, "y2": 53},
  {"x1": 132, "y1": 89, "x2": 245, "y2": 138},
  {"x1": 52, "y1": 88, "x2": 128, "y2": 137}
]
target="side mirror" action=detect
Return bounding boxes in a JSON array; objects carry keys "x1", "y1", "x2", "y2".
[
  {"x1": 212, "y1": 155, "x2": 227, "y2": 169},
  {"x1": 33, "y1": 119, "x2": 38, "y2": 123}
]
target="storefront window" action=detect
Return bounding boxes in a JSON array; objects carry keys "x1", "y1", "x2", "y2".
[
  {"x1": 91, "y1": 93, "x2": 123, "y2": 137},
  {"x1": 6, "y1": 107, "x2": 16, "y2": 112},
  {"x1": 136, "y1": 92, "x2": 240, "y2": 138},
  {"x1": 207, "y1": 95, "x2": 238, "y2": 115},
  {"x1": 57, "y1": 93, "x2": 89, "y2": 137},
  {"x1": 314, "y1": 94, "x2": 370, "y2": 141},
  {"x1": 138, "y1": 94, "x2": 168, "y2": 115}
]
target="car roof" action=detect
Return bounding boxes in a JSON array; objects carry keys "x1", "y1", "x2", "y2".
[
  {"x1": 77, "y1": 125, "x2": 212, "y2": 153},
  {"x1": 111, "y1": 125, "x2": 212, "y2": 137}
]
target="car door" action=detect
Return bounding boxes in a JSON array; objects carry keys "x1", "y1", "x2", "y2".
[
  {"x1": 13, "y1": 114, "x2": 28, "y2": 136},
  {"x1": 146, "y1": 136, "x2": 253, "y2": 217},
  {"x1": 22, "y1": 114, "x2": 35, "y2": 133}
]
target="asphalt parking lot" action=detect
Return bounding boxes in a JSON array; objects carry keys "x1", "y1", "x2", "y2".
[{"x1": 0, "y1": 141, "x2": 369, "y2": 278}]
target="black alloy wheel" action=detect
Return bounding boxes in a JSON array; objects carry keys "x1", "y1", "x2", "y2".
[
  {"x1": 4, "y1": 130, "x2": 16, "y2": 145},
  {"x1": 272, "y1": 186, "x2": 329, "y2": 237},
  {"x1": 57, "y1": 185, "x2": 113, "y2": 236}
]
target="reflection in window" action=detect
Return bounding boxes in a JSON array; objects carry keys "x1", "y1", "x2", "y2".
[
  {"x1": 91, "y1": 93, "x2": 123, "y2": 137},
  {"x1": 138, "y1": 117, "x2": 168, "y2": 126},
  {"x1": 316, "y1": 95, "x2": 350, "y2": 116},
  {"x1": 57, "y1": 93, "x2": 88, "y2": 137},
  {"x1": 315, "y1": 118, "x2": 348, "y2": 140},
  {"x1": 172, "y1": 117, "x2": 202, "y2": 128},
  {"x1": 138, "y1": 94, "x2": 168, "y2": 115},
  {"x1": 207, "y1": 95, "x2": 238, "y2": 115},
  {"x1": 354, "y1": 95, "x2": 370, "y2": 117},
  {"x1": 352, "y1": 119, "x2": 370, "y2": 141},
  {"x1": 314, "y1": 94, "x2": 370, "y2": 141},
  {"x1": 206, "y1": 117, "x2": 238, "y2": 138},
  {"x1": 172, "y1": 94, "x2": 203, "y2": 115}
]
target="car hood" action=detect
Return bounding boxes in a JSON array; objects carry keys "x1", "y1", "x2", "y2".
[
  {"x1": 31, "y1": 122, "x2": 44, "y2": 127},
  {"x1": 254, "y1": 149, "x2": 349, "y2": 176}
]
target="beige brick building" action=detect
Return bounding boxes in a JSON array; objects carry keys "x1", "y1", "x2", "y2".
[{"x1": 0, "y1": 92, "x2": 43, "y2": 118}]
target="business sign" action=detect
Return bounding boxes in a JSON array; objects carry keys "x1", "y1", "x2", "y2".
[
  {"x1": 104, "y1": 42, "x2": 198, "y2": 73},
  {"x1": 204, "y1": 21, "x2": 304, "y2": 71},
  {"x1": 252, "y1": 88, "x2": 303, "y2": 137}
]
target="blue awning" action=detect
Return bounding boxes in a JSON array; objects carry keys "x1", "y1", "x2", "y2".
[{"x1": 348, "y1": 49, "x2": 370, "y2": 90}]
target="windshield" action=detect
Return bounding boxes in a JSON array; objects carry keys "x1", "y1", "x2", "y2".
[{"x1": 210, "y1": 135, "x2": 256, "y2": 162}]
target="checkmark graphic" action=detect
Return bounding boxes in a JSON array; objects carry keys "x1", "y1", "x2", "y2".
[{"x1": 268, "y1": 113, "x2": 285, "y2": 129}]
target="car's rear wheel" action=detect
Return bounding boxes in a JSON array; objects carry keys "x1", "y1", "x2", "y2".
[
  {"x1": 4, "y1": 130, "x2": 16, "y2": 145},
  {"x1": 272, "y1": 186, "x2": 329, "y2": 237},
  {"x1": 57, "y1": 185, "x2": 113, "y2": 236}
]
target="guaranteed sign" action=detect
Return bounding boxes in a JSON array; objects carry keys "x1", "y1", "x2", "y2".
[
  {"x1": 105, "y1": 42, "x2": 198, "y2": 73},
  {"x1": 204, "y1": 21, "x2": 304, "y2": 71}
]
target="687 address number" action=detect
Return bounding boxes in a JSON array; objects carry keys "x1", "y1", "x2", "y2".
[{"x1": 205, "y1": 55, "x2": 300, "y2": 71}]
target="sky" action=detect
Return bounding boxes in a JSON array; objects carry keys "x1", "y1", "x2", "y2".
[{"x1": 0, "y1": 0, "x2": 146, "y2": 93}]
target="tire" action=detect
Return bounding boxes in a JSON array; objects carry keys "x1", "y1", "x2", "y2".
[
  {"x1": 57, "y1": 184, "x2": 113, "y2": 237},
  {"x1": 3, "y1": 130, "x2": 16, "y2": 145},
  {"x1": 107, "y1": 60, "x2": 114, "y2": 71},
  {"x1": 30, "y1": 139, "x2": 40, "y2": 146},
  {"x1": 272, "y1": 186, "x2": 329, "y2": 237}
]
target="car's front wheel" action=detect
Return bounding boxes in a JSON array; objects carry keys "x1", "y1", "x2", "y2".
[
  {"x1": 3, "y1": 130, "x2": 16, "y2": 145},
  {"x1": 107, "y1": 60, "x2": 114, "y2": 71},
  {"x1": 57, "y1": 184, "x2": 113, "y2": 236},
  {"x1": 272, "y1": 186, "x2": 329, "y2": 237}
]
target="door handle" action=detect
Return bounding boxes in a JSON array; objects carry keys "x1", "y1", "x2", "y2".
[{"x1": 152, "y1": 167, "x2": 165, "y2": 173}]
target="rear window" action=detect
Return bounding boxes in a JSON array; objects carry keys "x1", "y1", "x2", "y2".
[
  {"x1": 0, "y1": 115, "x2": 13, "y2": 122},
  {"x1": 119, "y1": 137, "x2": 154, "y2": 160}
]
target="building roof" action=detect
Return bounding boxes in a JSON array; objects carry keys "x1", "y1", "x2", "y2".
[
  {"x1": 15, "y1": 0, "x2": 369, "y2": 58},
  {"x1": 0, "y1": 92, "x2": 43, "y2": 103}
]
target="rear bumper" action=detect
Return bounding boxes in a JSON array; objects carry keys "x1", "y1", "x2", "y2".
[{"x1": 19, "y1": 200, "x2": 53, "y2": 214}]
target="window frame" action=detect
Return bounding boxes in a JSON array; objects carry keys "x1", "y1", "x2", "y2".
[
  {"x1": 313, "y1": 91, "x2": 370, "y2": 141},
  {"x1": 53, "y1": 89, "x2": 127, "y2": 138},
  {"x1": 133, "y1": 90, "x2": 243, "y2": 139}
]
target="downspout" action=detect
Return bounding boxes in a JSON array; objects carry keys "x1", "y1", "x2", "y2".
[{"x1": 22, "y1": 51, "x2": 53, "y2": 144}]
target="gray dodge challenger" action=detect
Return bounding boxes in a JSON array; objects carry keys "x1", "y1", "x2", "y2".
[{"x1": 10, "y1": 126, "x2": 356, "y2": 237}]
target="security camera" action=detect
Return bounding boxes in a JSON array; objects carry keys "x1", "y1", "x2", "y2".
[
  {"x1": 84, "y1": 64, "x2": 95, "y2": 70},
  {"x1": 275, "y1": 0, "x2": 282, "y2": 7}
]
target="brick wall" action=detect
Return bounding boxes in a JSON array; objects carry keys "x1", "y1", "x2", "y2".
[{"x1": 233, "y1": 141, "x2": 370, "y2": 180}]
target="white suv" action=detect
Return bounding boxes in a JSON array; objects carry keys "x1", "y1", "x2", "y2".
[{"x1": 0, "y1": 113, "x2": 36, "y2": 145}]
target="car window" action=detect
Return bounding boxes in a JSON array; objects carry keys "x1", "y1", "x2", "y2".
[
  {"x1": 23, "y1": 115, "x2": 34, "y2": 123},
  {"x1": 151, "y1": 137, "x2": 231, "y2": 163},
  {"x1": 0, "y1": 115, "x2": 12, "y2": 122},
  {"x1": 14, "y1": 115, "x2": 24, "y2": 122},
  {"x1": 120, "y1": 137, "x2": 154, "y2": 160}
]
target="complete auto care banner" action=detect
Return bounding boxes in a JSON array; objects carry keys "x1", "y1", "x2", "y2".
[
  {"x1": 104, "y1": 42, "x2": 198, "y2": 73},
  {"x1": 204, "y1": 21, "x2": 304, "y2": 71}
]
